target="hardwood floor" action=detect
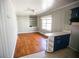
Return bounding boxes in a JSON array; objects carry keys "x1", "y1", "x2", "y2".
[{"x1": 14, "y1": 32, "x2": 47, "y2": 58}]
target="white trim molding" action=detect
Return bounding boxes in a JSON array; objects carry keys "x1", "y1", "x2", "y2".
[
  {"x1": 69, "y1": 46, "x2": 79, "y2": 52},
  {"x1": 38, "y1": 0, "x2": 79, "y2": 16}
]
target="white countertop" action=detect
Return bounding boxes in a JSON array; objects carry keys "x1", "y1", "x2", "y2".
[{"x1": 45, "y1": 31, "x2": 70, "y2": 36}]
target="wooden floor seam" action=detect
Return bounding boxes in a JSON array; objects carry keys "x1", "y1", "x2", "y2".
[{"x1": 14, "y1": 32, "x2": 47, "y2": 58}]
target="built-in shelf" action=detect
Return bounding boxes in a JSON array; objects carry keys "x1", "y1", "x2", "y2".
[{"x1": 29, "y1": 15, "x2": 37, "y2": 27}]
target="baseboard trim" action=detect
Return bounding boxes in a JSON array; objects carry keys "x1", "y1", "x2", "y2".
[
  {"x1": 18, "y1": 31, "x2": 38, "y2": 34},
  {"x1": 69, "y1": 46, "x2": 79, "y2": 52}
]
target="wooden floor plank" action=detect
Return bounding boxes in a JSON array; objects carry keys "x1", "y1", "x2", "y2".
[{"x1": 14, "y1": 32, "x2": 47, "y2": 58}]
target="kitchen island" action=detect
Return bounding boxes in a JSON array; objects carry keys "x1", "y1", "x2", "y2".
[{"x1": 45, "y1": 32, "x2": 70, "y2": 52}]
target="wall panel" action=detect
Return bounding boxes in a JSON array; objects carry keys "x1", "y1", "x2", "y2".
[{"x1": 0, "y1": 0, "x2": 17, "y2": 58}]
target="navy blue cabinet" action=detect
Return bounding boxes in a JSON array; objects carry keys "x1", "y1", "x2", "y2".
[
  {"x1": 54, "y1": 34, "x2": 70, "y2": 51},
  {"x1": 70, "y1": 7, "x2": 79, "y2": 22},
  {"x1": 71, "y1": 7, "x2": 79, "y2": 18}
]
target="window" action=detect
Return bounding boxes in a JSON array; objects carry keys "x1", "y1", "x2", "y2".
[{"x1": 41, "y1": 16, "x2": 52, "y2": 31}]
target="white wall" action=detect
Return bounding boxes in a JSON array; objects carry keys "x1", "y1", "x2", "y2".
[
  {"x1": 37, "y1": 9, "x2": 71, "y2": 33},
  {"x1": 17, "y1": 16, "x2": 37, "y2": 33},
  {"x1": 51, "y1": 9, "x2": 71, "y2": 32},
  {"x1": 0, "y1": 0, "x2": 17, "y2": 58},
  {"x1": 69, "y1": 23, "x2": 79, "y2": 52}
]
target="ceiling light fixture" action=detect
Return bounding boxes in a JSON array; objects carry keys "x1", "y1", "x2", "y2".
[{"x1": 24, "y1": 8, "x2": 36, "y2": 15}]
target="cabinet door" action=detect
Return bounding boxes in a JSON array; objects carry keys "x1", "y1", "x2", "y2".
[
  {"x1": 77, "y1": 9, "x2": 79, "y2": 17},
  {"x1": 71, "y1": 9, "x2": 76, "y2": 18},
  {"x1": 71, "y1": 7, "x2": 79, "y2": 18},
  {"x1": 54, "y1": 34, "x2": 70, "y2": 51},
  {"x1": 54, "y1": 36, "x2": 64, "y2": 51}
]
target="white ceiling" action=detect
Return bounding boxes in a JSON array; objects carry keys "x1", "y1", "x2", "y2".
[
  {"x1": 12, "y1": 0, "x2": 42, "y2": 15},
  {"x1": 12, "y1": 0, "x2": 78, "y2": 15}
]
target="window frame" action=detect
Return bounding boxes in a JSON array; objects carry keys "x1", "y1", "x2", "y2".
[{"x1": 41, "y1": 15, "x2": 52, "y2": 31}]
